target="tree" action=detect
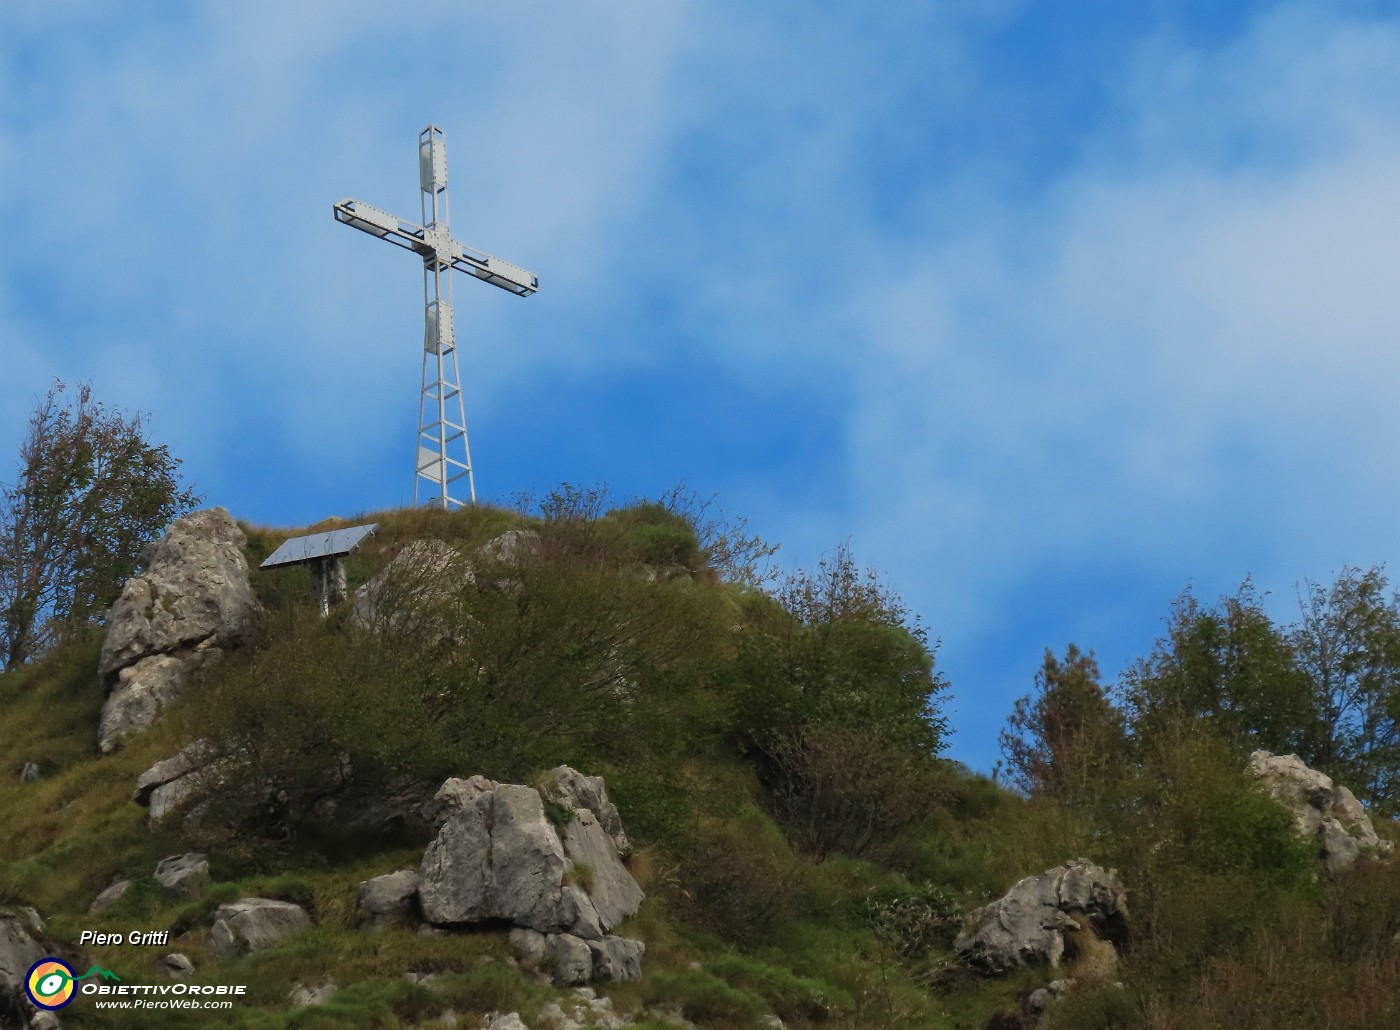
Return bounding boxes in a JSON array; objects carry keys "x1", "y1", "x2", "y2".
[
  {"x1": 1000, "y1": 643, "x2": 1127, "y2": 806},
  {"x1": 1119, "y1": 580, "x2": 1323, "y2": 762},
  {"x1": 1291, "y1": 566, "x2": 1400, "y2": 814},
  {"x1": 0, "y1": 381, "x2": 198, "y2": 670}
]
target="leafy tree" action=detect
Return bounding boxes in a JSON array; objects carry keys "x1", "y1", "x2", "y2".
[
  {"x1": 0, "y1": 381, "x2": 198, "y2": 670},
  {"x1": 1291, "y1": 566, "x2": 1400, "y2": 814},
  {"x1": 1119, "y1": 580, "x2": 1323, "y2": 761},
  {"x1": 732, "y1": 547, "x2": 951, "y2": 860},
  {"x1": 999, "y1": 644, "x2": 1127, "y2": 806}
]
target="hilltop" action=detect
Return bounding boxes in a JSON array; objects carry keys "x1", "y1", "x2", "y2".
[{"x1": 2, "y1": 492, "x2": 1399, "y2": 1030}]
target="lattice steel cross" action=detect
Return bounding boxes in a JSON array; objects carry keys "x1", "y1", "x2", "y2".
[{"x1": 334, "y1": 125, "x2": 538, "y2": 508}]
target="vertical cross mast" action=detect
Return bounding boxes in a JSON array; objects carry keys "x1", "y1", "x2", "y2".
[
  {"x1": 415, "y1": 126, "x2": 469, "y2": 506},
  {"x1": 334, "y1": 125, "x2": 539, "y2": 509}
]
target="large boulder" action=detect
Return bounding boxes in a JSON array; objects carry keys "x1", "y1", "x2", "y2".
[
  {"x1": 154, "y1": 853, "x2": 211, "y2": 899},
  {"x1": 955, "y1": 860, "x2": 1128, "y2": 973},
  {"x1": 358, "y1": 870, "x2": 420, "y2": 930},
  {"x1": 208, "y1": 899, "x2": 310, "y2": 959},
  {"x1": 1249, "y1": 751, "x2": 1393, "y2": 873},
  {"x1": 351, "y1": 539, "x2": 469, "y2": 635},
  {"x1": 132, "y1": 740, "x2": 228, "y2": 824},
  {"x1": 1, "y1": 908, "x2": 82, "y2": 1026},
  {"x1": 417, "y1": 768, "x2": 644, "y2": 941},
  {"x1": 97, "y1": 508, "x2": 259, "y2": 752}
]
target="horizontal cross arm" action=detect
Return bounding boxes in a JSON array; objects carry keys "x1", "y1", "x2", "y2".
[
  {"x1": 449, "y1": 243, "x2": 538, "y2": 296},
  {"x1": 333, "y1": 198, "x2": 427, "y2": 255},
  {"x1": 334, "y1": 198, "x2": 539, "y2": 297}
]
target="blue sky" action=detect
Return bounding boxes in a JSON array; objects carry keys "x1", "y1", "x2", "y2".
[{"x1": 5, "y1": 1, "x2": 1400, "y2": 773}]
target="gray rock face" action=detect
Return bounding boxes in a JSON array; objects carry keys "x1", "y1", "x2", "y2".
[
  {"x1": 548, "y1": 765, "x2": 633, "y2": 858},
  {"x1": 588, "y1": 935, "x2": 646, "y2": 983},
  {"x1": 1249, "y1": 751, "x2": 1394, "y2": 873},
  {"x1": 955, "y1": 860, "x2": 1128, "y2": 973},
  {"x1": 510, "y1": 927, "x2": 643, "y2": 986},
  {"x1": 18, "y1": 762, "x2": 39, "y2": 783},
  {"x1": 351, "y1": 539, "x2": 468, "y2": 635},
  {"x1": 358, "y1": 869, "x2": 420, "y2": 928},
  {"x1": 421, "y1": 775, "x2": 496, "y2": 829},
  {"x1": 97, "y1": 508, "x2": 259, "y2": 752},
  {"x1": 154, "y1": 853, "x2": 210, "y2": 899},
  {"x1": 158, "y1": 953, "x2": 195, "y2": 979},
  {"x1": 547, "y1": 933, "x2": 595, "y2": 987},
  {"x1": 208, "y1": 898, "x2": 310, "y2": 959},
  {"x1": 132, "y1": 740, "x2": 225, "y2": 824},
  {"x1": 418, "y1": 770, "x2": 643, "y2": 941},
  {"x1": 99, "y1": 654, "x2": 206, "y2": 756},
  {"x1": 1, "y1": 907, "x2": 70, "y2": 1025},
  {"x1": 288, "y1": 980, "x2": 337, "y2": 1007},
  {"x1": 0, "y1": 910, "x2": 47, "y2": 1011},
  {"x1": 483, "y1": 1014, "x2": 530, "y2": 1030},
  {"x1": 89, "y1": 880, "x2": 133, "y2": 914}
]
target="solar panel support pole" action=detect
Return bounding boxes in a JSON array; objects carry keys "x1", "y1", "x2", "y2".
[
  {"x1": 309, "y1": 557, "x2": 347, "y2": 618},
  {"x1": 334, "y1": 126, "x2": 539, "y2": 510}
]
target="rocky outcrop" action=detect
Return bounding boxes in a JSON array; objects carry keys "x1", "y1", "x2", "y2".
[
  {"x1": 509, "y1": 927, "x2": 646, "y2": 988},
  {"x1": 1, "y1": 908, "x2": 81, "y2": 1027},
  {"x1": 546, "y1": 765, "x2": 633, "y2": 859},
  {"x1": 1249, "y1": 751, "x2": 1394, "y2": 874},
  {"x1": 417, "y1": 771, "x2": 644, "y2": 940},
  {"x1": 97, "y1": 508, "x2": 259, "y2": 752},
  {"x1": 288, "y1": 980, "x2": 337, "y2": 1007},
  {"x1": 89, "y1": 879, "x2": 133, "y2": 914},
  {"x1": 955, "y1": 860, "x2": 1128, "y2": 973},
  {"x1": 154, "y1": 853, "x2": 210, "y2": 899},
  {"x1": 358, "y1": 870, "x2": 420, "y2": 930},
  {"x1": 412, "y1": 767, "x2": 645, "y2": 986},
  {"x1": 208, "y1": 899, "x2": 310, "y2": 959},
  {"x1": 132, "y1": 740, "x2": 225, "y2": 824},
  {"x1": 351, "y1": 539, "x2": 469, "y2": 635},
  {"x1": 157, "y1": 953, "x2": 195, "y2": 980}
]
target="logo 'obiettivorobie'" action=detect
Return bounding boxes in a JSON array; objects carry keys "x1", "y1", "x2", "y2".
[{"x1": 25, "y1": 958, "x2": 120, "y2": 1010}]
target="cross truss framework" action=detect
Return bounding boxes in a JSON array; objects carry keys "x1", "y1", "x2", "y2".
[{"x1": 334, "y1": 126, "x2": 538, "y2": 508}]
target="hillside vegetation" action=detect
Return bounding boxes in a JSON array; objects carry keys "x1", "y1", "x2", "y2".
[{"x1": 3, "y1": 489, "x2": 1400, "y2": 1029}]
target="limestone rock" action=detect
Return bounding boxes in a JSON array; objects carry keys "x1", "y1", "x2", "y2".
[
  {"x1": 208, "y1": 898, "x2": 310, "y2": 959},
  {"x1": 18, "y1": 762, "x2": 39, "y2": 783},
  {"x1": 132, "y1": 740, "x2": 228, "y2": 824},
  {"x1": 476, "y1": 530, "x2": 542, "y2": 593},
  {"x1": 548, "y1": 765, "x2": 632, "y2": 858},
  {"x1": 422, "y1": 775, "x2": 497, "y2": 829},
  {"x1": 509, "y1": 927, "x2": 643, "y2": 987},
  {"x1": 358, "y1": 869, "x2": 420, "y2": 928},
  {"x1": 89, "y1": 880, "x2": 133, "y2": 914},
  {"x1": 99, "y1": 654, "x2": 207, "y2": 754},
  {"x1": 351, "y1": 539, "x2": 469, "y2": 635},
  {"x1": 418, "y1": 775, "x2": 642, "y2": 940},
  {"x1": 154, "y1": 853, "x2": 210, "y2": 899},
  {"x1": 289, "y1": 980, "x2": 337, "y2": 1007},
  {"x1": 482, "y1": 1014, "x2": 530, "y2": 1030},
  {"x1": 1249, "y1": 751, "x2": 1393, "y2": 873},
  {"x1": 99, "y1": 508, "x2": 257, "y2": 677},
  {"x1": 477, "y1": 529, "x2": 541, "y2": 566},
  {"x1": 1, "y1": 907, "x2": 77, "y2": 1026},
  {"x1": 546, "y1": 934, "x2": 594, "y2": 987},
  {"x1": 97, "y1": 508, "x2": 259, "y2": 750},
  {"x1": 158, "y1": 953, "x2": 195, "y2": 979},
  {"x1": 954, "y1": 859, "x2": 1127, "y2": 973},
  {"x1": 588, "y1": 935, "x2": 645, "y2": 983},
  {"x1": 0, "y1": 910, "x2": 47, "y2": 1014}
]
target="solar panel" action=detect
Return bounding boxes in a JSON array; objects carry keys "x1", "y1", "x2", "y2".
[{"x1": 260, "y1": 523, "x2": 378, "y2": 569}]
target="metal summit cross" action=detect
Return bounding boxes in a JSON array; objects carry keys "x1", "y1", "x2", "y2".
[{"x1": 334, "y1": 125, "x2": 538, "y2": 508}]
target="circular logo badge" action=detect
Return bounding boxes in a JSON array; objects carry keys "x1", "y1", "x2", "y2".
[{"x1": 26, "y1": 958, "x2": 76, "y2": 1010}]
